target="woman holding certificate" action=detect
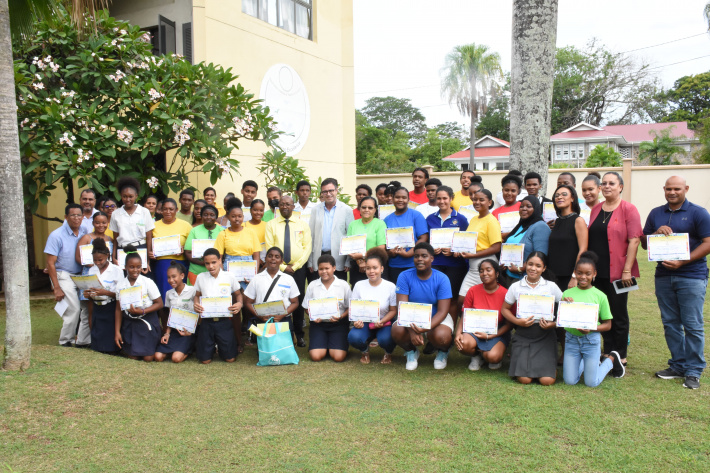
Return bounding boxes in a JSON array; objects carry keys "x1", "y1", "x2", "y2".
[
  {"x1": 303, "y1": 254, "x2": 352, "y2": 362},
  {"x1": 347, "y1": 248, "x2": 398, "y2": 364},
  {"x1": 184, "y1": 204, "x2": 224, "y2": 285},
  {"x1": 110, "y1": 177, "x2": 155, "y2": 269},
  {"x1": 213, "y1": 198, "x2": 261, "y2": 287},
  {"x1": 384, "y1": 187, "x2": 429, "y2": 285},
  {"x1": 587, "y1": 171, "x2": 642, "y2": 375},
  {"x1": 491, "y1": 174, "x2": 523, "y2": 239},
  {"x1": 501, "y1": 251, "x2": 563, "y2": 385},
  {"x1": 346, "y1": 196, "x2": 387, "y2": 287},
  {"x1": 500, "y1": 196, "x2": 550, "y2": 285},
  {"x1": 84, "y1": 239, "x2": 123, "y2": 354},
  {"x1": 75, "y1": 212, "x2": 114, "y2": 267}
]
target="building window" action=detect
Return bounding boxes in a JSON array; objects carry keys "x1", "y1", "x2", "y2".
[
  {"x1": 242, "y1": 0, "x2": 313, "y2": 40},
  {"x1": 482, "y1": 162, "x2": 489, "y2": 171},
  {"x1": 158, "y1": 15, "x2": 176, "y2": 55},
  {"x1": 460, "y1": 163, "x2": 469, "y2": 171},
  {"x1": 182, "y1": 23, "x2": 193, "y2": 64},
  {"x1": 500, "y1": 162, "x2": 510, "y2": 171}
]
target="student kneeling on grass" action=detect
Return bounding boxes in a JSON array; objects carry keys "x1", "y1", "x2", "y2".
[
  {"x1": 155, "y1": 261, "x2": 197, "y2": 363},
  {"x1": 114, "y1": 245, "x2": 164, "y2": 362},
  {"x1": 562, "y1": 251, "x2": 625, "y2": 386},
  {"x1": 192, "y1": 248, "x2": 243, "y2": 364},
  {"x1": 392, "y1": 242, "x2": 453, "y2": 371},
  {"x1": 303, "y1": 254, "x2": 352, "y2": 362}
]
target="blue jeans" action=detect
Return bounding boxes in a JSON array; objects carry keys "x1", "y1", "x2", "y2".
[
  {"x1": 348, "y1": 324, "x2": 396, "y2": 354},
  {"x1": 655, "y1": 276, "x2": 707, "y2": 378},
  {"x1": 563, "y1": 331, "x2": 613, "y2": 387}
]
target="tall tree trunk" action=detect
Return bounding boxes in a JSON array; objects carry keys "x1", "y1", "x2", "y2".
[
  {"x1": 1, "y1": 0, "x2": 32, "y2": 370},
  {"x1": 469, "y1": 115, "x2": 476, "y2": 171},
  {"x1": 509, "y1": 0, "x2": 558, "y2": 194}
]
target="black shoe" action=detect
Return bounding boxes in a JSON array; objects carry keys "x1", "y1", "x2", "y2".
[
  {"x1": 422, "y1": 342, "x2": 436, "y2": 355},
  {"x1": 610, "y1": 351, "x2": 625, "y2": 378},
  {"x1": 683, "y1": 376, "x2": 700, "y2": 389},
  {"x1": 656, "y1": 367, "x2": 684, "y2": 379},
  {"x1": 60, "y1": 342, "x2": 73, "y2": 347},
  {"x1": 296, "y1": 338, "x2": 306, "y2": 348},
  {"x1": 75, "y1": 344, "x2": 90, "y2": 349}
]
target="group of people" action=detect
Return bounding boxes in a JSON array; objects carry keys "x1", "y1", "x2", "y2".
[{"x1": 44, "y1": 168, "x2": 710, "y2": 389}]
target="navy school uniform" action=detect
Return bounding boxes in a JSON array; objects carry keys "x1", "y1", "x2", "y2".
[
  {"x1": 157, "y1": 285, "x2": 197, "y2": 355},
  {"x1": 193, "y1": 269, "x2": 241, "y2": 362},
  {"x1": 87, "y1": 263, "x2": 123, "y2": 353},
  {"x1": 115, "y1": 274, "x2": 162, "y2": 357}
]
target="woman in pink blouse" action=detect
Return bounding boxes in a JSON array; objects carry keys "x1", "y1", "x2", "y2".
[{"x1": 587, "y1": 171, "x2": 642, "y2": 378}]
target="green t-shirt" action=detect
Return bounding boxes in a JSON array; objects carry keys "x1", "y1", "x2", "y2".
[
  {"x1": 347, "y1": 218, "x2": 386, "y2": 251},
  {"x1": 176, "y1": 211, "x2": 193, "y2": 224},
  {"x1": 184, "y1": 224, "x2": 225, "y2": 277},
  {"x1": 263, "y1": 209, "x2": 275, "y2": 222},
  {"x1": 560, "y1": 286, "x2": 613, "y2": 337}
]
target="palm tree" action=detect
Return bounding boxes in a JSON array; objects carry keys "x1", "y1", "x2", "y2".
[
  {"x1": 1, "y1": 0, "x2": 110, "y2": 371},
  {"x1": 639, "y1": 127, "x2": 686, "y2": 165},
  {"x1": 705, "y1": 2, "x2": 710, "y2": 30},
  {"x1": 440, "y1": 44, "x2": 503, "y2": 171}
]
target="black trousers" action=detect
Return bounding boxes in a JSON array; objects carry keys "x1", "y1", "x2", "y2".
[
  {"x1": 292, "y1": 267, "x2": 307, "y2": 339},
  {"x1": 593, "y1": 277, "x2": 630, "y2": 359}
]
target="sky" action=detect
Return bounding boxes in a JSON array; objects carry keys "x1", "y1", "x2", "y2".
[{"x1": 353, "y1": 0, "x2": 710, "y2": 128}]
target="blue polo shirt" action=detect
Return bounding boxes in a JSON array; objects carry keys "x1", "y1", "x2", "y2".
[
  {"x1": 44, "y1": 220, "x2": 87, "y2": 274},
  {"x1": 643, "y1": 199, "x2": 710, "y2": 279},
  {"x1": 425, "y1": 210, "x2": 469, "y2": 267},
  {"x1": 321, "y1": 203, "x2": 337, "y2": 252},
  {"x1": 396, "y1": 268, "x2": 453, "y2": 317},
  {"x1": 384, "y1": 208, "x2": 429, "y2": 268}
]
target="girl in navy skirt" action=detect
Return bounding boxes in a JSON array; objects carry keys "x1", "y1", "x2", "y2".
[
  {"x1": 155, "y1": 261, "x2": 197, "y2": 363},
  {"x1": 115, "y1": 245, "x2": 163, "y2": 361},
  {"x1": 84, "y1": 239, "x2": 123, "y2": 354}
]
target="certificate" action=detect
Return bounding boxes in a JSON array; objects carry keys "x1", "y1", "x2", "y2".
[
  {"x1": 259, "y1": 242, "x2": 267, "y2": 260},
  {"x1": 429, "y1": 228, "x2": 459, "y2": 248},
  {"x1": 647, "y1": 233, "x2": 690, "y2": 262},
  {"x1": 70, "y1": 274, "x2": 103, "y2": 292},
  {"x1": 386, "y1": 227, "x2": 415, "y2": 249},
  {"x1": 349, "y1": 299, "x2": 380, "y2": 323},
  {"x1": 407, "y1": 201, "x2": 419, "y2": 210},
  {"x1": 200, "y1": 296, "x2": 232, "y2": 318},
  {"x1": 543, "y1": 202, "x2": 557, "y2": 222},
  {"x1": 117, "y1": 248, "x2": 148, "y2": 269},
  {"x1": 227, "y1": 260, "x2": 257, "y2": 282},
  {"x1": 308, "y1": 297, "x2": 340, "y2": 321},
  {"x1": 378, "y1": 205, "x2": 395, "y2": 220},
  {"x1": 462, "y1": 308, "x2": 499, "y2": 335},
  {"x1": 190, "y1": 239, "x2": 214, "y2": 259},
  {"x1": 556, "y1": 302, "x2": 599, "y2": 331},
  {"x1": 167, "y1": 307, "x2": 199, "y2": 333},
  {"x1": 152, "y1": 235, "x2": 182, "y2": 257},
  {"x1": 340, "y1": 234, "x2": 367, "y2": 256},
  {"x1": 498, "y1": 212, "x2": 520, "y2": 233},
  {"x1": 580, "y1": 208, "x2": 591, "y2": 226},
  {"x1": 79, "y1": 244, "x2": 94, "y2": 265},
  {"x1": 451, "y1": 231, "x2": 478, "y2": 253},
  {"x1": 397, "y1": 301, "x2": 432, "y2": 329},
  {"x1": 458, "y1": 206, "x2": 478, "y2": 221},
  {"x1": 119, "y1": 286, "x2": 143, "y2": 311},
  {"x1": 253, "y1": 300, "x2": 288, "y2": 317},
  {"x1": 517, "y1": 294, "x2": 555, "y2": 321},
  {"x1": 499, "y1": 243, "x2": 524, "y2": 266}
]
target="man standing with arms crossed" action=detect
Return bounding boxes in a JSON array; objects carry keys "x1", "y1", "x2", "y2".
[{"x1": 642, "y1": 176, "x2": 710, "y2": 390}]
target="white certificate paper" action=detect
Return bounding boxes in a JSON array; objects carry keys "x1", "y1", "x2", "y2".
[
  {"x1": 227, "y1": 260, "x2": 257, "y2": 282},
  {"x1": 253, "y1": 300, "x2": 288, "y2": 317},
  {"x1": 378, "y1": 205, "x2": 395, "y2": 220},
  {"x1": 397, "y1": 301, "x2": 432, "y2": 329},
  {"x1": 340, "y1": 234, "x2": 367, "y2": 256},
  {"x1": 79, "y1": 244, "x2": 94, "y2": 265},
  {"x1": 556, "y1": 302, "x2": 599, "y2": 331},
  {"x1": 451, "y1": 231, "x2": 478, "y2": 253},
  {"x1": 200, "y1": 296, "x2": 232, "y2": 318},
  {"x1": 152, "y1": 235, "x2": 182, "y2": 257},
  {"x1": 462, "y1": 308, "x2": 499, "y2": 335},
  {"x1": 349, "y1": 299, "x2": 380, "y2": 323},
  {"x1": 647, "y1": 233, "x2": 690, "y2": 262},
  {"x1": 543, "y1": 202, "x2": 557, "y2": 222},
  {"x1": 119, "y1": 286, "x2": 143, "y2": 311},
  {"x1": 517, "y1": 294, "x2": 555, "y2": 321},
  {"x1": 70, "y1": 274, "x2": 103, "y2": 292},
  {"x1": 458, "y1": 205, "x2": 478, "y2": 221},
  {"x1": 117, "y1": 248, "x2": 148, "y2": 269},
  {"x1": 500, "y1": 243, "x2": 524, "y2": 266},
  {"x1": 308, "y1": 297, "x2": 340, "y2": 321},
  {"x1": 167, "y1": 307, "x2": 199, "y2": 333},
  {"x1": 430, "y1": 228, "x2": 458, "y2": 249},
  {"x1": 498, "y1": 212, "x2": 520, "y2": 233},
  {"x1": 386, "y1": 227, "x2": 415, "y2": 249},
  {"x1": 190, "y1": 239, "x2": 214, "y2": 259}
]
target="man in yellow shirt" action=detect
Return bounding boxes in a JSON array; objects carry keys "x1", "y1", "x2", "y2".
[
  {"x1": 265, "y1": 195, "x2": 312, "y2": 347},
  {"x1": 452, "y1": 169, "x2": 476, "y2": 211}
]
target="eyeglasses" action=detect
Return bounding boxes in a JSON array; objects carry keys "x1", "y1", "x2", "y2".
[
  {"x1": 68, "y1": 214, "x2": 83, "y2": 219},
  {"x1": 360, "y1": 206, "x2": 375, "y2": 210},
  {"x1": 321, "y1": 189, "x2": 336, "y2": 195},
  {"x1": 103, "y1": 204, "x2": 116, "y2": 210}
]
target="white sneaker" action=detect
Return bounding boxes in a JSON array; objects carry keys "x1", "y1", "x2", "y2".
[
  {"x1": 488, "y1": 361, "x2": 502, "y2": 370},
  {"x1": 434, "y1": 350, "x2": 449, "y2": 370},
  {"x1": 468, "y1": 355, "x2": 484, "y2": 371},
  {"x1": 405, "y1": 349, "x2": 420, "y2": 371}
]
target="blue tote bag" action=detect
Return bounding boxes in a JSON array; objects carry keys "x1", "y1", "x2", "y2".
[{"x1": 256, "y1": 317, "x2": 299, "y2": 366}]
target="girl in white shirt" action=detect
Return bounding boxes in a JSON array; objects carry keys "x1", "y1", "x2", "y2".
[{"x1": 84, "y1": 239, "x2": 123, "y2": 354}]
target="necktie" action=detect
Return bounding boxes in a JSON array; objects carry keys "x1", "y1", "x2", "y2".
[{"x1": 283, "y1": 219, "x2": 291, "y2": 263}]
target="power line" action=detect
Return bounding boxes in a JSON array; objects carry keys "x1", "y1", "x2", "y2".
[
  {"x1": 618, "y1": 32, "x2": 707, "y2": 54},
  {"x1": 354, "y1": 83, "x2": 439, "y2": 95},
  {"x1": 647, "y1": 54, "x2": 710, "y2": 70}
]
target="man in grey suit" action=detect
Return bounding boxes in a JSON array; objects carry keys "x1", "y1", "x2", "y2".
[{"x1": 308, "y1": 178, "x2": 354, "y2": 283}]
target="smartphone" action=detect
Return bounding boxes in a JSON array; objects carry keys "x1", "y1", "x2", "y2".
[{"x1": 613, "y1": 277, "x2": 638, "y2": 294}]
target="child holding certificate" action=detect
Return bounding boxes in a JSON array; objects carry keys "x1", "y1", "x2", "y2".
[
  {"x1": 184, "y1": 204, "x2": 224, "y2": 285},
  {"x1": 155, "y1": 262, "x2": 197, "y2": 363},
  {"x1": 501, "y1": 251, "x2": 562, "y2": 385},
  {"x1": 193, "y1": 248, "x2": 243, "y2": 364},
  {"x1": 303, "y1": 254, "x2": 352, "y2": 362},
  {"x1": 84, "y1": 239, "x2": 123, "y2": 354},
  {"x1": 455, "y1": 259, "x2": 512, "y2": 371},
  {"x1": 213, "y1": 198, "x2": 261, "y2": 288},
  {"x1": 347, "y1": 196, "x2": 387, "y2": 287},
  {"x1": 561, "y1": 252, "x2": 624, "y2": 386},
  {"x1": 384, "y1": 187, "x2": 429, "y2": 285},
  {"x1": 347, "y1": 248, "x2": 398, "y2": 364},
  {"x1": 114, "y1": 246, "x2": 164, "y2": 361}
]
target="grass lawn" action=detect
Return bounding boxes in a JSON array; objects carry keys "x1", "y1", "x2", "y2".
[{"x1": 1, "y1": 251, "x2": 709, "y2": 472}]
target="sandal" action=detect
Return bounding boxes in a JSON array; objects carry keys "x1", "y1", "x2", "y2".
[
  {"x1": 381, "y1": 353, "x2": 392, "y2": 364},
  {"x1": 360, "y1": 352, "x2": 370, "y2": 364}
]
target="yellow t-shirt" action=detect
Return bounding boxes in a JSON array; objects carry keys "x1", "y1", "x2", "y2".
[
  {"x1": 153, "y1": 219, "x2": 193, "y2": 260},
  {"x1": 215, "y1": 204, "x2": 226, "y2": 218},
  {"x1": 466, "y1": 213, "x2": 502, "y2": 252},
  {"x1": 452, "y1": 191, "x2": 473, "y2": 211},
  {"x1": 105, "y1": 228, "x2": 114, "y2": 239},
  {"x1": 214, "y1": 227, "x2": 261, "y2": 257},
  {"x1": 246, "y1": 220, "x2": 266, "y2": 243}
]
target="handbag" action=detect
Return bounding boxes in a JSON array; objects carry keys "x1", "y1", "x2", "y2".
[{"x1": 256, "y1": 317, "x2": 299, "y2": 366}]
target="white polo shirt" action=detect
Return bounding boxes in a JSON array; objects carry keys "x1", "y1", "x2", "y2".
[
  {"x1": 193, "y1": 269, "x2": 240, "y2": 297},
  {"x1": 115, "y1": 274, "x2": 161, "y2": 309},
  {"x1": 165, "y1": 285, "x2": 197, "y2": 311},
  {"x1": 416, "y1": 203, "x2": 439, "y2": 219},
  {"x1": 87, "y1": 263, "x2": 123, "y2": 302},
  {"x1": 294, "y1": 200, "x2": 317, "y2": 213},
  {"x1": 109, "y1": 204, "x2": 155, "y2": 247},
  {"x1": 303, "y1": 276, "x2": 351, "y2": 315},
  {"x1": 244, "y1": 270, "x2": 299, "y2": 306}
]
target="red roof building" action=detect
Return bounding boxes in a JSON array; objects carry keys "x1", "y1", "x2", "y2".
[{"x1": 443, "y1": 135, "x2": 511, "y2": 171}]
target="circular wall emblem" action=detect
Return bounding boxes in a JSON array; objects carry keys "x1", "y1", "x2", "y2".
[{"x1": 259, "y1": 64, "x2": 310, "y2": 156}]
